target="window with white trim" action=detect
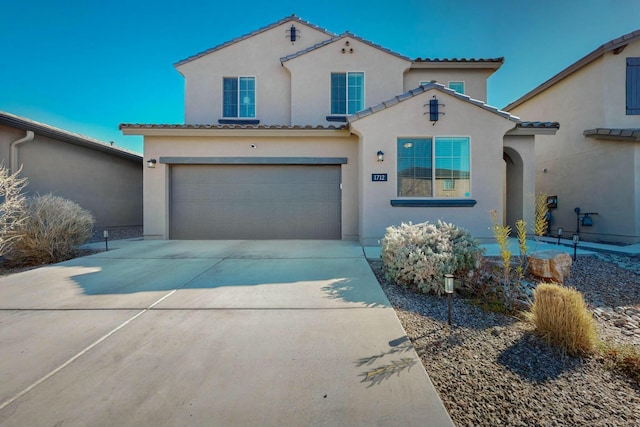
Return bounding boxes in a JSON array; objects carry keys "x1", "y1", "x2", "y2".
[
  {"x1": 331, "y1": 72, "x2": 364, "y2": 114},
  {"x1": 397, "y1": 137, "x2": 470, "y2": 198},
  {"x1": 223, "y1": 76, "x2": 255, "y2": 118},
  {"x1": 448, "y1": 81, "x2": 465, "y2": 94}
]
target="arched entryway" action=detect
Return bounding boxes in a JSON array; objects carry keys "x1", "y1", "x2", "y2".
[{"x1": 503, "y1": 147, "x2": 524, "y2": 231}]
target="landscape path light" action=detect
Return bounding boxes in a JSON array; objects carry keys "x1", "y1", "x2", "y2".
[
  {"x1": 557, "y1": 227, "x2": 563, "y2": 245},
  {"x1": 572, "y1": 234, "x2": 579, "y2": 262},
  {"x1": 444, "y1": 274, "x2": 454, "y2": 326}
]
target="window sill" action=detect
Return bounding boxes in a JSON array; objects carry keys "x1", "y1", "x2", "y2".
[
  {"x1": 326, "y1": 116, "x2": 348, "y2": 122},
  {"x1": 390, "y1": 199, "x2": 477, "y2": 207},
  {"x1": 218, "y1": 119, "x2": 260, "y2": 125}
]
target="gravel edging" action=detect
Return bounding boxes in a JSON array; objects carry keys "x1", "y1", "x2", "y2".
[{"x1": 369, "y1": 256, "x2": 640, "y2": 427}]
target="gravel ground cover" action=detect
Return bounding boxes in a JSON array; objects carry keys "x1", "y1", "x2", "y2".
[{"x1": 369, "y1": 255, "x2": 640, "y2": 427}]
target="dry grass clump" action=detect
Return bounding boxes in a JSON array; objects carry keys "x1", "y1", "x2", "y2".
[
  {"x1": 527, "y1": 282, "x2": 598, "y2": 357},
  {"x1": 5, "y1": 194, "x2": 94, "y2": 265},
  {"x1": 602, "y1": 344, "x2": 640, "y2": 386}
]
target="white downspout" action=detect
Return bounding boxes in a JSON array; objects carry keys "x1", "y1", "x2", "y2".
[{"x1": 10, "y1": 130, "x2": 34, "y2": 174}]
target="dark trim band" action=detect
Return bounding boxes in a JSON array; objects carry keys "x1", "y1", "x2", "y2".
[
  {"x1": 160, "y1": 157, "x2": 348, "y2": 165},
  {"x1": 390, "y1": 199, "x2": 477, "y2": 207}
]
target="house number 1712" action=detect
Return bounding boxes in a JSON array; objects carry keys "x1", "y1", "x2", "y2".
[{"x1": 371, "y1": 174, "x2": 388, "y2": 182}]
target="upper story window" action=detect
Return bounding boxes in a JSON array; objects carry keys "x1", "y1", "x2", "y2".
[
  {"x1": 420, "y1": 80, "x2": 465, "y2": 95},
  {"x1": 223, "y1": 76, "x2": 255, "y2": 118},
  {"x1": 397, "y1": 137, "x2": 470, "y2": 198},
  {"x1": 448, "y1": 81, "x2": 465, "y2": 94},
  {"x1": 331, "y1": 72, "x2": 364, "y2": 115},
  {"x1": 627, "y1": 58, "x2": 640, "y2": 115}
]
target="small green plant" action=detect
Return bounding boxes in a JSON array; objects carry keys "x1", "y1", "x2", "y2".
[
  {"x1": 601, "y1": 343, "x2": 640, "y2": 386},
  {"x1": 489, "y1": 211, "x2": 529, "y2": 311},
  {"x1": 381, "y1": 220, "x2": 482, "y2": 295},
  {"x1": 526, "y1": 282, "x2": 597, "y2": 357}
]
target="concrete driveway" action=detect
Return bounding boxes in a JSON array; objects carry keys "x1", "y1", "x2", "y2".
[{"x1": 0, "y1": 240, "x2": 453, "y2": 427}]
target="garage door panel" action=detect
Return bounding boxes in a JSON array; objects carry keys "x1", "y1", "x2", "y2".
[{"x1": 170, "y1": 165, "x2": 341, "y2": 240}]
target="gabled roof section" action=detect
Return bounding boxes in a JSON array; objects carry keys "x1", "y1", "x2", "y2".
[
  {"x1": 0, "y1": 111, "x2": 142, "y2": 161},
  {"x1": 280, "y1": 31, "x2": 411, "y2": 64},
  {"x1": 348, "y1": 82, "x2": 559, "y2": 132},
  {"x1": 175, "y1": 15, "x2": 335, "y2": 67},
  {"x1": 348, "y1": 82, "x2": 520, "y2": 123},
  {"x1": 505, "y1": 28, "x2": 640, "y2": 110}
]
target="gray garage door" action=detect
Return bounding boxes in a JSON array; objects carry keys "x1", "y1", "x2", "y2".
[{"x1": 170, "y1": 164, "x2": 342, "y2": 239}]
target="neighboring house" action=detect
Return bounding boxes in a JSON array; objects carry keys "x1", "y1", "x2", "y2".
[
  {"x1": 506, "y1": 29, "x2": 640, "y2": 244},
  {"x1": 0, "y1": 111, "x2": 143, "y2": 234},
  {"x1": 121, "y1": 15, "x2": 557, "y2": 244}
]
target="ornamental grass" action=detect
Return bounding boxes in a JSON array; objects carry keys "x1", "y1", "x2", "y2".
[{"x1": 527, "y1": 282, "x2": 598, "y2": 357}]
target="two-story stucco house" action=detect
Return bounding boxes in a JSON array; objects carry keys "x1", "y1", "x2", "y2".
[
  {"x1": 506, "y1": 29, "x2": 640, "y2": 244},
  {"x1": 121, "y1": 15, "x2": 557, "y2": 244}
]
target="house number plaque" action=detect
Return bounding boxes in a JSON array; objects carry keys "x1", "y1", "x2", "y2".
[{"x1": 371, "y1": 173, "x2": 388, "y2": 182}]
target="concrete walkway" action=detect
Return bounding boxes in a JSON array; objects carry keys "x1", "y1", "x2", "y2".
[{"x1": 0, "y1": 240, "x2": 454, "y2": 427}]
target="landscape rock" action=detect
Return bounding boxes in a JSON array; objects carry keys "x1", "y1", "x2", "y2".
[{"x1": 527, "y1": 250, "x2": 573, "y2": 283}]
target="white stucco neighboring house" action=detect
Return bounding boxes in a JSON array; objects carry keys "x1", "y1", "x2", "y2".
[
  {"x1": 506, "y1": 29, "x2": 640, "y2": 244},
  {"x1": 121, "y1": 15, "x2": 557, "y2": 244}
]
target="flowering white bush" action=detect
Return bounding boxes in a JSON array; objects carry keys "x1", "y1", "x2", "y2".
[{"x1": 381, "y1": 220, "x2": 483, "y2": 295}]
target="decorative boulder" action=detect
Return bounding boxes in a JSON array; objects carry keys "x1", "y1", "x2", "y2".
[{"x1": 528, "y1": 250, "x2": 573, "y2": 284}]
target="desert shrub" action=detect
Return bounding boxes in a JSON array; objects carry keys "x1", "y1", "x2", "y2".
[
  {"x1": 5, "y1": 194, "x2": 94, "y2": 265},
  {"x1": 381, "y1": 220, "x2": 482, "y2": 295},
  {"x1": 0, "y1": 165, "x2": 28, "y2": 257},
  {"x1": 602, "y1": 344, "x2": 640, "y2": 386},
  {"x1": 527, "y1": 283, "x2": 597, "y2": 357}
]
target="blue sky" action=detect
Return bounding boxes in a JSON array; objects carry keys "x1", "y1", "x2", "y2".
[{"x1": 2, "y1": 0, "x2": 639, "y2": 154}]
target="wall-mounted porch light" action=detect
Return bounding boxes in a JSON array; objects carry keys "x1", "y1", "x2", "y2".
[
  {"x1": 147, "y1": 159, "x2": 157, "y2": 168},
  {"x1": 377, "y1": 150, "x2": 384, "y2": 162}
]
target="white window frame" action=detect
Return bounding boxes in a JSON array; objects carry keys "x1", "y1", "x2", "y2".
[
  {"x1": 447, "y1": 81, "x2": 465, "y2": 94},
  {"x1": 222, "y1": 75, "x2": 257, "y2": 118},
  {"x1": 396, "y1": 136, "x2": 472, "y2": 198},
  {"x1": 331, "y1": 71, "x2": 365, "y2": 115}
]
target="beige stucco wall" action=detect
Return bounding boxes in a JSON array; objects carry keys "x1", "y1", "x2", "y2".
[
  {"x1": 142, "y1": 132, "x2": 359, "y2": 240},
  {"x1": 283, "y1": 37, "x2": 411, "y2": 125},
  {"x1": 0, "y1": 124, "x2": 143, "y2": 229},
  {"x1": 177, "y1": 21, "x2": 332, "y2": 125},
  {"x1": 404, "y1": 68, "x2": 492, "y2": 101},
  {"x1": 509, "y1": 42, "x2": 640, "y2": 243},
  {"x1": 350, "y1": 88, "x2": 516, "y2": 245}
]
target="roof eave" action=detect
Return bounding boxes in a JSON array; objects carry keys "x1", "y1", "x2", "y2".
[
  {"x1": 410, "y1": 59, "x2": 503, "y2": 71},
  {"x1": 583, "y1": 128, "x2": 640, "y2": 142},
  {"x1": 1, "y1": 112, "x2": 142, "y2": 162},
  {"x1": 174, "y1": 15, "x2": 336, "y2": 68},
  {"x1": 505, "y1": 29, "x2": 640, "y2": 111},
  {"x1": 119, "y1": 124, "x2": 352, "y2": 138}
]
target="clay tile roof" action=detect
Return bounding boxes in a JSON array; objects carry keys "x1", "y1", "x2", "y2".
[
  {"x1": 119, "y1": 123, "x2": 348, "y2": 131},
  {"x1": 174, "y1": 15, "x2": 335, "y2": 67},
  {"x1": 583, "y1": 128, "x2": 640, "y2": 142},
  {"x1": 280, "y1": 31, "x2": 410, "y2": 63},
  {"x1": 348, "y1": 82, "x2": 520, "y2": 123}
]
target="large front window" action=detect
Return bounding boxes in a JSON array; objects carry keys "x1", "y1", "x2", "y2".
[
  {"x1": 331, "y1": 72, "x2": 364, "y2": 115},
  {"x1": 397, "y1": 137, "x2": 470, "y2": 198},
  {"x1": 223, "y1": 76, "x2": 255, "y2": 118}
]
